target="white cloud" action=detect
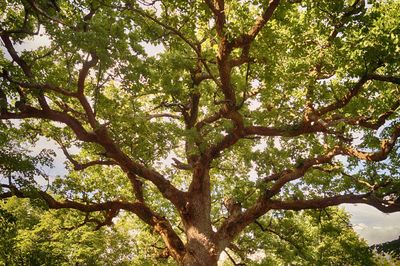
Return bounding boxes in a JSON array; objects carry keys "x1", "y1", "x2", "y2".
[{"x1": 343, "y1": 204, "x2": 400, "y2": 245}]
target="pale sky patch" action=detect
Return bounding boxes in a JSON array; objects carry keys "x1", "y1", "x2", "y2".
[
  {"x1": 343, "y1": 204, "x2": 400, "y2": 245},
  {"x1": 140, "y1": 41, "x2": 165, "y2": 57},
  {"x1": 248, "y1": 97, "x2": 262, "y2": 111},
  {"x1": 1, "y1": 29, "x2": 51, "y2": 60}
]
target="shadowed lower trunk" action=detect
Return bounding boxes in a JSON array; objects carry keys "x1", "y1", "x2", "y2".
[
  {"x1": 179, "y1": 165, "x2": 220, "y2": 265},
  {"x1": 181, "y1": 236, "x2": 220, "y2": 266}
]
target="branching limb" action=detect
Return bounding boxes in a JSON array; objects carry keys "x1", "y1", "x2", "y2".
[
  {"x1": 216, "y1": 191, "x2": 400, "y2": 250},
  {"x1": 244, "y1": 122, "x2": 327, "y2": 137},
  {"x1": 315, "y1": 72, "x2": 399, "y2": 117},
  {"x1": 195, "y1": 109, "x2": 223, "y2": 131},
  {"x1": 367, "y1": 74, "x2": 400, "y2": 85},
  {"x1": 63, "y1": 210, "x2": 119, "y2": 231},
  {"x1": 224, "y1": 249, "x2": 245, "y2": 266},
  {"x1": 0, "y1": 6, "x2": 39, "y2": 36},
  {"x1": 254, "y1": 220, "x2": 309, "y2": 259},
  {"x1": 125, "y1": 4, "x2": 198, "y2": 52},
  {"x1": 2, "y1": 71, "x2": 76, "y2": 97},
  {"x1": 216, "y1": 133, "x2": 400, "y2": 246},
  {"x1": 25, "y1": 0, "x2": 65, "y2": 25},
  {"x1": 357, "y1": 101, "x2": 400, "y2": 129},
  {"x1": 204, "y1": 0, "x2": 226, "y2": 37},
  {"x1": 1, "y1": 34, "x2": 33, "y2": 78},
  {"x1": 325, "y1": 99, "x2": 399, "y2": 130},
  {"x1": 57, "y1": 140, "x2": 116, "y2": 170},
  {"x1": 0, "y1": 106, "x2": 97, "y2": 142},
  {"x1": 127, "y1": 171, "x2": 145, "y2": 203},
  {"x1": 77, "y1": 52, "x2": 99, "y2": 128},
  {"x1": 327, "y1": 0, "x2": 365, "y2": 42},
  {"x1": 147, "y1": 113, "x2": 181, "y2": 120},
  {"x1": 0, "y1": 84, "x2": 185, "y2": 213},
  {"x1": 316, "y1": 73, "x2": 369, "y2": 116},
  {"x1": 268, "y1": 193, "x2": 400, "y2": 213},
  {"x1": 1, "y1": 185, "x2": 186, "y2": 262},
  {"x1": 172, "y1": 158, "x2": 193, "y2": 170},
  {"x1": 232, "y1": 0, "x2": 280, "y2": 48},
  {"x1": 341, "y1": 124, "x2": 400, "y2": 161},
  {"x1": 265, "y1": 149, "x2": 340, "y2": 198}
]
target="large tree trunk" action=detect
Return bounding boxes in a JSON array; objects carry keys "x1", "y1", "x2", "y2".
[
  {"x1": 179, "y1": 165, "x2": 220, "y2": 265},
  {"x1": 180, "y1": 196, "x2": 220, "y2": 265},
  {"x1": 182, "y1": 253, "x2": 219, "y2": 266},
  {"x1": 181, "y1": 236, "x2": 220, "y2": 266}
]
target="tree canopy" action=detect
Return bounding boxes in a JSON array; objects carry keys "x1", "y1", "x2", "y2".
[
  {"x1": 372, "y1": 236, "x2": 400, "y2": 263},
  {"x1": 0, "y1": 0, "x2": 400, "y2": 265}
]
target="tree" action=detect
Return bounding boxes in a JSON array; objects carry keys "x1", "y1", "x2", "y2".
[
  {"x1": 372, "y1": 236, "x2": 400, "y2": 262},
  {"x1": 0, "y1": 197, "x2": 139, "y2": 265},
  {"x1": 0, "y1": 0, "x2": 399, "y2": 265},
  {"x1": 0, "y1": 199, "x2": 376, "y2": 266},
  {"x1": 222, "y1": 207, "x2": 375, "y2": 265}
]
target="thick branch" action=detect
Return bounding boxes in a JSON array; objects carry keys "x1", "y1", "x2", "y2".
[
  {"x1": 216, "y1": 191, "x2": 399, "y2": 250},
  {"x1": 341, "y1": 124, "x2": 400, "y2": 161},
  {"x1": 77, "y1": 53, "x2": 99, "y2": 128},
  {"x1": 0, "y1": 102, "x2": 185, "y2": 212},
  {"x1": 25, "y1": 0, "x2": 65, "y2": 25},
  {"x1": 207, "y1": 121, "x2": 329, "y2": 160},
  {"x1": 204, "y1": 0, "x2": 226, "y2": 37},
  {"x1": 195, "y1": 109, "x2": 223, "y2": 130},
  {"x1": 244, "y1": 122, "x2": 327, "y2": 137},
  {"x1": 232, "y1": 0, "x2": 280, "y2": 48},
  {"x1": 316, "y1": 72, "x2": 399, "y2": 117},
  {"x1": 1, "y1": 34, "x2": 33, "y2": 77},
  {"x1": 58, "y1": 141, "x2": 116, "y2": 170},
  {"x1": 329, "y1": 100, "x2": 400, "y2": 130},
  {"x1": 2, "y1": 185, "x2": 186, "y2": 262},
  {"x1": 93, "y1": 128, "x2": 187, "y2": 210},
  {"x1": 367, "y1": 74, "x2": 400, "y2": 84},
  {"x1": 265, "y1": 149, "x2": 340, "y2": 198},
  {"x1": 77, "y1": 53, "x2": 98, "y2": 95},
  {"x1": 216, "y1": 134, "x2": 400, "y2": 247},
  {"x1": 127, "y1": 172, "x2": 145, "y2": 202},
  {"x1": 207, "y1": 130, "x2": 244, "y2": 159},
  {"x1": 316, "y1": 74, "x2": 369, "y2": 116},
  {"x1": 267, "y1": 193, "x2": 400, "y2": 213},
  {"x1": 2, "y1": 73, "x2": 76, "y2": 97},
  {"x1": 0, "y1": 107, "x2": 97, "y2": 142},
  {"x1": 147, "y1": 113, "x2": 181, "y2": 120}
]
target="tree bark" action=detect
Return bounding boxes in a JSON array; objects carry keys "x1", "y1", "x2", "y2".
[
  {"x1": 182, "y1": 253, "x2": 219, "y2": 266},
  {"x1": 179, "y1": 164, "x2": 220, "y2": 266},
  {"x1": 181, "y1": 236, "x2": 220, "y2": 266}
]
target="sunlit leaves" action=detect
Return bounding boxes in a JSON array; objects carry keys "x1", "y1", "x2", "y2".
[
  {"x1": 0, "y1": 0, "x2": 399, "y2": 264},
  {"x1": 231, "y1": 207, "x2": 374, "y2": 265}
]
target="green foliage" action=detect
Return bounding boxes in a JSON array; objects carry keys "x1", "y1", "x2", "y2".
[
  {"x1": 0, "y1": 122, "x2": 54, "y2": 188},
  {"x1": 226, "y1": 207, "x2": 375, "y2": 265},
  {"x1": 372, "y1": 236, "x2": 400, "y2": 263},
  {"x1": 1, "y1": 0, "x2": 400, "y2": 264},
  {"x1": 0, "y1": 197, "x2": 176, "y2": 266}
]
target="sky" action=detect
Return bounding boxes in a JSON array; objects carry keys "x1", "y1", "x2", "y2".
[
  {"x1": 1, "y1": 22, "x2": 399, "y2": 247},
  {"x1": 344, "y1": 204, "x2": 400, "y2": 245}
]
